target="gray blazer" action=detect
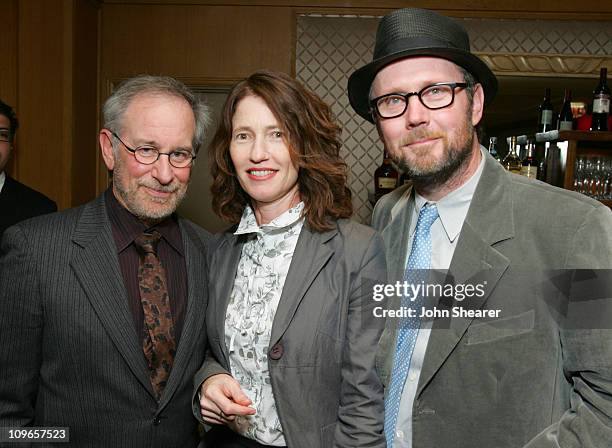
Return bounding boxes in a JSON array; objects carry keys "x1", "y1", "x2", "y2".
[
  {"x1": 0, "y1": 194, "x2": 210, "y2": 448},
  {"x1": 194, "y1": 219, "x2": 386, "y2": 448},
  {"x1": 373, "y1": 152, "x2": 612, "y2": 448}
]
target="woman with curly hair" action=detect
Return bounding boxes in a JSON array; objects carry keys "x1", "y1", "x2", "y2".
[{"x1": 193, "y1": 70, "x2": 386, "y2": 448}]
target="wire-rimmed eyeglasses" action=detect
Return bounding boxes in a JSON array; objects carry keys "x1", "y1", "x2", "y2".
[
  {"x1": 370, "y1": 82, "x2": 469, "y2": 119},
  {"x1": 111, "y1": 132, "x2": 196, "y2": 168}
]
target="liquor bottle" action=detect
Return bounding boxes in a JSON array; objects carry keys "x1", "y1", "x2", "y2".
[
  {"x1": 374, "y1": 150, "x2": 398, "y2": 202},
  {"x1": 502, "y1": 136, "x2": 522, "y2": 174},
  {"x1": 538, "y1": 88, "x2": 555, "y2": 133},
  {"x1": 520, "y1": 141, "x2": 538, "y2": 179},
  {"x1": 557, "y1": 89, "x2": 573, "y2": 131},
  {"x1": 591, "y1": 67, "x2": 610, "y2": 131},
  {"x1": 536, "y1": 144, "x2": 548, "y2": 183},
  {"x1": 487, "y1": 136, "x2": 501, "y2": 162}
]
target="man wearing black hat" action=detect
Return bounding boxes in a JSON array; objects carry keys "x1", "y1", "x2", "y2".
[{"x1": 348, "y1": 8, "x2": 612, "y2": 448}]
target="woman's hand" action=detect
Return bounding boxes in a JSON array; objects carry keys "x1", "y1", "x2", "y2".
[{"x1": 199, "y1": 373, "x2": 256, "y2": 425}]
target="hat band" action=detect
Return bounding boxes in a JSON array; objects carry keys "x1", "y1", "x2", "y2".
[{"x1": 373, "y1": 36, "x2": 467, "y2": 60}]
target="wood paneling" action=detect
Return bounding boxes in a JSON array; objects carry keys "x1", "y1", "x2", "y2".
[
  {"x1": 100, "y1": 4, "x2": 293, "y2": 78},
  {"x1": 71, "y1": 0, "x2": 100, "y2": 206},
  {"x1": 17, "y1": 0, "x2": 68, "y2": 205},
  {"x1": 100, "y1": 0, "x2": 612, "y2": 19}
]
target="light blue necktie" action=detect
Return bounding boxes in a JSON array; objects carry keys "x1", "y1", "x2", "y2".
[{"x1": 384, "y1": 204, "x2": 439, "y2": 447}]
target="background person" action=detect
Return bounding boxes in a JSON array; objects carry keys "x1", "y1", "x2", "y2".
[
  {"x1": 0, "y1": 99, "x2": 56, "y2": 237},
  {"x1": 194, "y1": 70, "x2": 386, "y2": 448}
]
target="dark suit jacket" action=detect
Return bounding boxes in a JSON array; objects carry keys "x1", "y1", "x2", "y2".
[
  {"x1": 373, "y1": 152, "x2": 612, "y2": 447},
  {"x1": 0, "y1": 193, "x2": 210, "y2": 448},
  {"x1": 0, "y1": 174, "x2": 56, "y2": 236},
  {"x1": 194, "y1": 219, "x2": 387, "y2": 448}
]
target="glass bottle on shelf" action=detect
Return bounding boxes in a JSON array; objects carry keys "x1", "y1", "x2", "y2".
[
  {"x1": 538, "y1": 87, "x2": 555, "y2": 133},
  {"x1": 520, "y1": 140, "x2": 538, "y2": 179},
  {"x1": 502, "y1": 136, "x2": 522, "y2": 174},
  {"x1": 558, "y1": 89, "x2": 573, "y2": 131},
  {"x1": 591, "y1": 67, "x2": 610, "y2": 131},
  {"x1": 374, "y1": 149, "x2": 398, "y2": 202},
  {"x1": 487, "y1": 136, "x2": 501, "y2": 162},
  {"x1": 536, "y1": 144, "x2": 548, "y2": 183}
]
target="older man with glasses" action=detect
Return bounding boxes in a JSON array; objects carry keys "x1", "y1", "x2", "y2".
[
  {"x1": 0, "y1": 75, "x2": 212, "y2": 447},
  {"x1": 0, "y1": 99, "x2": 56, "y2": 236},
  {"x1": 348, "y1": 7, "x2": 612, "y2": 448}
]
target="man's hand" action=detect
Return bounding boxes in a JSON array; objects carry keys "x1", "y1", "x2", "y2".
[{"x1": 199, "y1": 373, "x2": 256, "y2": 425}]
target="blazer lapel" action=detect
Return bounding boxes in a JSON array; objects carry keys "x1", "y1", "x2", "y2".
[
  {"x1": 69, "y1": 195, "x2": 154, "y2": 397},
  {"x1": 417, "y1": 154, "x2": 514, "y2": 396},
  {"x1": 215, "y1": 233, "x2": 244, "y2": 367},
  {"x1": 159, "y1": 220, "x2": 208, "y2": 407},
  {"x1": 269, "y1": 224, "x2": 336, "y2": 347}
]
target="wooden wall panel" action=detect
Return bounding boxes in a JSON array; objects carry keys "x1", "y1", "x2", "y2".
[
  {"x1": 71, "y1": 0, "x2": 100, "y2": 206},
  {"x1": 100, "y1": 4, "x2": 294, "y2": 79},
  {"x1": 17, "y1": 0, "x2": 68, "y2": 206},
  {"x1": 100, "y1": 0, "x2": 612, "y2": 19}
]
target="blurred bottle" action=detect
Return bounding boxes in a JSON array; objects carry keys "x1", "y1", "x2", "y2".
[
  {"x1": 591, "y1": 67, "x2": 610, "y2": 131},
  {"x1": 503, "y1": 136, "x2": 522, "y2": 174},
  {"x1": 487, "y1": 136, "x2": 501, "y2": 162},
  {"x1": 374, "y1": 150, "x2": 398, "y2": 202},
  {"x1": 557, "y1": 89, "x2": 573, "y2": 131},
  {"x1": 520, "y1": 141, "x2": 538, "y2": 179},
  {"x1": 545, "y1": 143, "x2": 563, "y2": 187},
  {"x1": 536, "y1": 144, "x2": 548, "y2": 183},
  {"x1": 538, "y1": 87, "x2": 555, "y2": 133}
]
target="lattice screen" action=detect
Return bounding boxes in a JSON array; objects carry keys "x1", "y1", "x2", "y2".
[{"x1": 296, "y1": 15, "x2": 612, "y2": 224}]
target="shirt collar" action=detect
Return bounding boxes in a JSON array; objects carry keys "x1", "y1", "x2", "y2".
[
  {"x1": 105, "y1": 187, "x2": 184, "y2": 255},
  {"x1": 0, "y1": 171, "x2": 5, "y2": 194},
  {"x1": 414, "y1": 146, "x2": 486, "y2": 243},
  {"x1": 235, "y1": 202, "x2": 305, "y2": 235}
]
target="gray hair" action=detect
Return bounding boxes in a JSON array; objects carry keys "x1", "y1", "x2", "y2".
[{"x1": 102, "y1": 75, "x2": 210, "y2": 153}]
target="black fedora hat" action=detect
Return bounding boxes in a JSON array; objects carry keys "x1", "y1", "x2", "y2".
[{"x1": 348, "y1": 8, "x2": 498, "y2": 123}]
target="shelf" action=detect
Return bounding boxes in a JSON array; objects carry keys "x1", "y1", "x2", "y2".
[{"x1": 557, "y1": 130, "x2": 612, "y2": 142}]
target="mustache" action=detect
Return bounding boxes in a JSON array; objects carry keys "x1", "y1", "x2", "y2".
[
  {"x1": 398, "y1": 130, "x2": 445, "y2": 146},
  {"x1": 138, "y1": 179, "x2": 180, "y2": 193}
]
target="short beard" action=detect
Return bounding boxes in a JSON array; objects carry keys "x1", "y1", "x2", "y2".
[
  {"x1": 112, "y1": 157, "x2": 189, "y2": 223},
  {"x1": 392, "y1": 116, "x2": 475, "y2": 191}
]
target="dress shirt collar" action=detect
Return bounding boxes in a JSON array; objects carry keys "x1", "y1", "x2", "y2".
[
  {"x1": 0, "y1": 171, "x2": 5, "y2": 194},
  {"x1": 235, "y1": 201, "x2": 305, "y2": 235},
  {"x1": 413, "y1": 146, "x2": 486, "y2": 243},
  {"x1": 104, "y1": 187, "x2": 183, "y2": 255}
]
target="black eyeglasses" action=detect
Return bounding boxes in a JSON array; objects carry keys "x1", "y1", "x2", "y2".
[
  {"x1": 370, "y1": 82, "x2": 469, "y2": 119},
  {"x1": 111, "y1": 132, "x2": 196, "y2": 168}
]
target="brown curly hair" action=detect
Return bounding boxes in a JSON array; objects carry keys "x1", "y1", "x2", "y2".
[{"x1": 209, "y1": 70, "x2": 352, "y2": 232}]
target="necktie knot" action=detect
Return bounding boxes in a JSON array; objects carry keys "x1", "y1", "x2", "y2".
[
  {"x1": 416, "y1": 204, "x2": 439, "y2": 230},
  {"x1": 134, "y1": 230, "x2": 162, "y2": 255}
]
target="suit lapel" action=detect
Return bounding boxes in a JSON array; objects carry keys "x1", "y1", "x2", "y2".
[
  {"x1": 269, "y1": 224, "x2": 336, "y2": 347},
  {"x1": 417, "y1": 154, "x2": 514, "y2": 396},
  {"x1": 159, "y1": 220, "x2": 208, "y2": 407},
  {"x1": 69, "y1": 195, "x2": 154, "y2": 397}
]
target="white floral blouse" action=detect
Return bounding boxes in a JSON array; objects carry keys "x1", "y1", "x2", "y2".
[{"x1": 224, "y1": 202, "x2": 305, "y2": 446}]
